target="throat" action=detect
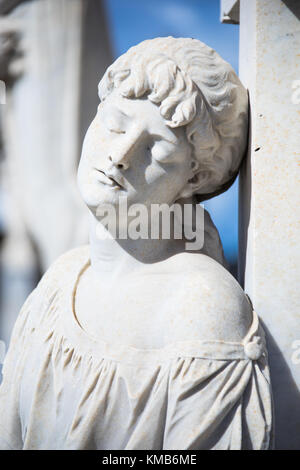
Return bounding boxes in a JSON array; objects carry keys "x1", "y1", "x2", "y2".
[{"x1": 88, "y1": 212, "x2": 187, "y2": 278}]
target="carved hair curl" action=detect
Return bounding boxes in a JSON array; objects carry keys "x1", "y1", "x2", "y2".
[{"x1": 98, "y1": 37, "x2": 248, "y2": 201}]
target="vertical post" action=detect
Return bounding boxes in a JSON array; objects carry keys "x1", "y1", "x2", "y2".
[{"x1": 239, "y1": 0, "x2": 300, "y2": 449}]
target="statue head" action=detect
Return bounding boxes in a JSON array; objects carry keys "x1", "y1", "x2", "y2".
[{"x1": 78, "y1": 37, "x2": 248, "y2": 215}]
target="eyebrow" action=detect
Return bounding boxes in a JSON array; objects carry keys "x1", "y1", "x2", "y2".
[
  {"x1": 102, "y1": 105, "x2": 131, "y2": 122},
  {"x1": 112, "y1": 107, "x2": 131, "y2": 120}
]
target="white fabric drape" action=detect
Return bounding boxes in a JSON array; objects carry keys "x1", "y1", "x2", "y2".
[{"x1": 0, "y1": 246, "x2": 274, "y2": 450}]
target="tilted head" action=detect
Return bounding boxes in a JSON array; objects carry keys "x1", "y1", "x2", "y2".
[{"x1": 78, "y1": 37, "x2": 248, "y2": 213}]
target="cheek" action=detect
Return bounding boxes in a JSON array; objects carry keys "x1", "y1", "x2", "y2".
[
  {"x1": 81, "y1": 120, "x2": 110, "y2": 164},
  {"x1": 142, "y1": 164, "x2": 187, "y2": 202},
  {"x1": 77, "y1": 156, "x2": 91, "y2": 193},
  {"x1": 144, "y1": 164, "x2": 166, "y2": 186}
]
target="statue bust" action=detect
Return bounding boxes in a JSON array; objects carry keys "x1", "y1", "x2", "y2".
[{"x1": 0, "y1": 37, "x2": 273, "y2": 450}]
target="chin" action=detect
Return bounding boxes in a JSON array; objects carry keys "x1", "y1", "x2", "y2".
[{"x1": 81, "y1": 182, "x2": 124, "y2": 211}]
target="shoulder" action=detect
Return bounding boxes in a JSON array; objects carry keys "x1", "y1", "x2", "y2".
[
  {"x1": 160, "y1": 253, "x2": 253, "y2": 342},
  {"x1": 42, "y1": 245, "x2": 89, "y2": 280},
  {"x1": 38, "y1": 245, "x2": 90, "y2": 292},
  {"x1": 2, "y1": 246, "x2": 90, "y2": 366},
  {"x1": 20, "y1": 245, "x2": 90, "y2": 329}
]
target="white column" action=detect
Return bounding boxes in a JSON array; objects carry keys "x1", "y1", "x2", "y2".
[{"x1": 238, "y1": 0, "x2": 300, "y2": 449}]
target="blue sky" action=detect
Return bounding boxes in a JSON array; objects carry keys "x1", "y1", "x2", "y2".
[{"x1": 104, "y1": 0, "x2": 240, "y2": 264}]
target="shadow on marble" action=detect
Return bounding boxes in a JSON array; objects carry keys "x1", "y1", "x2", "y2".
[
  {"x1": 262, "y1": 321, "x2": 300, "y2": 450},
  {"x1": 282, "y1": 0, "x2": 300, "y2": 20}
]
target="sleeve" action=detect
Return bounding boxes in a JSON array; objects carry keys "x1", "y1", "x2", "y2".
[
  {"x1": 0, "y1": 288, "x2": 37, "y2": 449},
  {"x1": 163, "y1": 356, "x2": 273, "y2": 450}
]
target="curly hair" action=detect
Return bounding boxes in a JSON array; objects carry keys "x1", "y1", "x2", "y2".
[{"x1": 98, "y1": 37, "x2": 248, "y2": 201}]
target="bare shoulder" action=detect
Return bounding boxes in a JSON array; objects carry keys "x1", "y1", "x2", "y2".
[{"x1": 159, "y1": 252, "x2": 253, "y2": 343}]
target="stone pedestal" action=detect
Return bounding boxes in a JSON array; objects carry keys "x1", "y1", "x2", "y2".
[{"x1": 237, "y1": 0, "x2": 300, "y2": 450}]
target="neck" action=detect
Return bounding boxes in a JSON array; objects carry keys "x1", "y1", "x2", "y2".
[
  {"x1": 88, "y1": 197, "x2": 226, "y2": 282},
  {"x1": 88, "y1": 210, "x2": 186, "y2": 281}
]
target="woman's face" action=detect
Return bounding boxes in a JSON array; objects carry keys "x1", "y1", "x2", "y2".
[{"x1": 77, "y1": 89, "x2": 193, "y2": 216}]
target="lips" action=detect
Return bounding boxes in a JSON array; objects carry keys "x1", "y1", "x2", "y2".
[{"x1": 94, "y1": 168, "x2": 124, "y2": 189}]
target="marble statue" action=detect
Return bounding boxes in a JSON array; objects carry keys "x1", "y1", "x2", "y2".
[{"x1": 0, "y1": 37, "x2": 273, "y2": 450}]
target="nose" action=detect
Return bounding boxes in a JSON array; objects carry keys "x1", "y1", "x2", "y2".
[
  {"x1": 108, "y1": 155, "x2": 129, "y2": 171},
  {"x1": 108, "y1": 137, "x2": 138, "y2": 171}
]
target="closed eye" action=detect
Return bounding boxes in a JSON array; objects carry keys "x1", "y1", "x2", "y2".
[
  {"x1": 109, "y1": 127, "x2": 126, "y2": 134},
  {"x1": 104, "y1": 114, "x2": 126, "y2": 135}
]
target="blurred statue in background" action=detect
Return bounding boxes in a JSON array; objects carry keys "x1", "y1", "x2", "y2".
[
  {"x1": 0, "y1": 37, "x2": 273, "y2": 450},
  {"x1": 0, "y1": 0, "x2": 112, "y2": 344}
]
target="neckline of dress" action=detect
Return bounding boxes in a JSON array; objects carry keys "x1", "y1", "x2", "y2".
[{"x1": 61, "y1": 247, "x2": 262, "y2": 364}]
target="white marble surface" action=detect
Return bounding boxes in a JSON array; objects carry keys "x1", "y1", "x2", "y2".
[
  {"x1": 0, "y1": 245, "x2": 273, "y2": 449},
  {"x1": 238, "y1": 0, "x2": 300, "y2": 449}
]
